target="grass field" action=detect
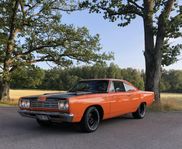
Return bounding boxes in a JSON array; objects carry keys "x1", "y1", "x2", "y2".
[
  {"x1": 10, "y1": 89, "x2": 61, "y2": 100},
  {"x1": 0, "y1": 89, "x2": 62, "y2": 106},
  {"x1": 0, "y1": 90, "x2": 182, "y2": 111},
  {"x1": 159, "y1": 93, "x2": 182, "y2": 111}
]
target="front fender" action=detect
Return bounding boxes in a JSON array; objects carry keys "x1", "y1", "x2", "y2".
[{"x1": 68, "y1": 95, "x2": 109, "y2": 122}]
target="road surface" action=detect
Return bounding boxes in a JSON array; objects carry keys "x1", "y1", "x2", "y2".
[{"x1": 0, "y1": 107, "x2": 182, "y2": 149}]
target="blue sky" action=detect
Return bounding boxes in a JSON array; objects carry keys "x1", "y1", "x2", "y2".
[{"x1": 39, "y1": 10, "x2": 182, "y2": 70}]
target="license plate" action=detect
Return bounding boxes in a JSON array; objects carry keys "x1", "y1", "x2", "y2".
[{"x1": 37, "y1": 115, "x2": 49, "y2": 121}]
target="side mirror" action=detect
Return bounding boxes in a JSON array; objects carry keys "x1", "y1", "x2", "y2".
[{"x1": 115, "y1": 88, "x2": 120, "y2": 92}]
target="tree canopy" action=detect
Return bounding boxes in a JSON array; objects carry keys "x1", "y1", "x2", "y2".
[
  {"x1": 80, "y1": 0, "x2": 182, "y2": 66},
  {"x1": 0, "y1": 0, "x2": 113, "y2": 101},
  {"x1": 0, "y1": 0, "x2": 112, "y2": 70},
  {"x1": 11, "y1": 65, "x2": 44, "y2": 89}
]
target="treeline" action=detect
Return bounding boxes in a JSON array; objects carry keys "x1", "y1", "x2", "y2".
[
  {"x1": 10, "y1": 63, "x2": 182, "y2": 92},
  {"x1": 160, "y1": 70, "x2": 182, "y2": 92}
]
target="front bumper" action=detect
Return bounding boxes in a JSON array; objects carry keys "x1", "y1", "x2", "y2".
[{"x1": 18, "y1": 110, "x2": 74, "y2": 122}]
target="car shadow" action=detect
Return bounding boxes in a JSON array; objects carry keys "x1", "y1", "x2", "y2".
[
  {"x1": 31, "y1": 113, "x2": 134, "y2": 133},
  {"x1": 13, "y1": 113, "x2": 137, "y2": 136},
  {"x1": 3, "y1": 107, "x2": 139, "y2": 135}
]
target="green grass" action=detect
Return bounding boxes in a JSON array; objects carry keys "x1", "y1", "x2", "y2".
[{"x1": 0, "y1": 102, "x2": 16, "y2": 107}]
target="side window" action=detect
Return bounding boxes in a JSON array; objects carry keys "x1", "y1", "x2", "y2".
[
  {"x1": 113, "y1": 81, "x2": 125, "y2": 92},
  {"x1": 124, "y1": 83, "x2": 136, "y2": 92}
]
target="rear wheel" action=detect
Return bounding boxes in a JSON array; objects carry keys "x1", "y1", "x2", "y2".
[
  {"x1": 36, "y1": 119, "x2": 52, "y2": 127},
  {"x1": 132, "y1": 103, "x2": 146, "y2": 119},
  {"x1": 80, "y1": 107, "x2": 100, "y2": 133}
]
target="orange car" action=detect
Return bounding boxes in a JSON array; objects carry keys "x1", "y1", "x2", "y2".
[{"x1": 18, "y1": 79, "x2": 154, "y2": 132}]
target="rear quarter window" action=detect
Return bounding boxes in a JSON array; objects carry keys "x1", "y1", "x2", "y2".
[{"x1": 124, "y1": 83, "x2": 136, "y2": 92}]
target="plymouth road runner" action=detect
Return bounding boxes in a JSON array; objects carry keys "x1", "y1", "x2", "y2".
[{"x1": 18, "y1": 79, "x2": 154, "y2": 132}]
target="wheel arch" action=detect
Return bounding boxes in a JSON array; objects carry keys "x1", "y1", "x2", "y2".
[{"x1": 82, "y1": 105, "x2": 104, "y2": 121}]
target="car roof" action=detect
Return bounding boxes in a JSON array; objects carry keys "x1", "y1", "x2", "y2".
[
  {"x1": 79, "y1": 79, "x2": 138, "y2": 90},
  {"x1": 81, "y1": 78, "x2": 126, "y2": 82},
  {"x1": 80, "y1": 79, "x2": 135, "y2": 87}
]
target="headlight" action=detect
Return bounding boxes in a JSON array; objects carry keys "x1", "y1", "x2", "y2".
[
  {"x1": 58, "y1": 100, "x2": 69, "y2": 111},
  {"x1": 19, "y1": 99, "x2": 30, "y2": 108}
]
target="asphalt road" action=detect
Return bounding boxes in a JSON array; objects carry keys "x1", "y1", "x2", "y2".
[{"x1": 0, "y1": 107, "x2": 182, "y2": 149}]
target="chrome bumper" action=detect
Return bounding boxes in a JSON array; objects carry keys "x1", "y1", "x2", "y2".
[{"x1": 18, "y1": 110, "x2": 74, "y2": 122}]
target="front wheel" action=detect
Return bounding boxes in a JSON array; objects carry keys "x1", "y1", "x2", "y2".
[
  {"x1": 80, "y1": 107, "x2": 100, "y2": 133},
  {"x1": 132, "y1": 103, "x2": 146, "y2": 119}
]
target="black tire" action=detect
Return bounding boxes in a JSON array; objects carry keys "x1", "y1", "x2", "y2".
[
  {"x1": 132, "y1": 103, "x2": 146, "y2": 119},
  {"x1": 36, "y1": 119, "x2": 52, "y2": 127},
  {"x1": 80, "y1": 107, "x2": 100, "y2": 133}
]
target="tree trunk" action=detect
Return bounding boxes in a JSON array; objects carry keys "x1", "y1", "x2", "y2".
[
  {"x1": 0, "y1": 1, "x2": 19, "y2": 101},
  {"x1": 143, "y1": 0, "x2": 161, "y2": 103},
  {"x1": 152, "y1": 15, "x2": 165, "y2": 103},
  {"x1": 144, "y1": 34, "x2": 162, "y2": 103},
  {"x1": 143, "y1": 21, "x2": 164, "y2": 103},
  {"x1": 144, "y1": 42, "x2": 162, "y2": 103},
  {"x1": 0, "y1": 63, "x2": 11, "y2": 101},
  {"x1": 143, "y1": 0, "x2": 173, "y2": 103},
  {"x1": 0, "y1": 57, "x2": 12, "y2": 101},
  {"x1": 143, "y1": 31, "x2": 162, "y2": 103},
  {"x1": 0, "y1": 80, "x2": 10, "y2": 101},
  {"x1": 145, "y1": 47, "x2": 162, "y2": 103}
]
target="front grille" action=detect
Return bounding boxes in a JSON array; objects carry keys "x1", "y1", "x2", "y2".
[{"x1": 31, "y1": 99, "x2": 58, "y2": 109}]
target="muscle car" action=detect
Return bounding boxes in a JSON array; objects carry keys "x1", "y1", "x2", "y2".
[{"x1": 18, "y1": 79, "x2": 154, "y2": 132}]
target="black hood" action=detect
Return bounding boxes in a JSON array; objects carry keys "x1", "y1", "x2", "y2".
[{"x1": 21, "y1": 91, "x2": 93, "y2": 100}]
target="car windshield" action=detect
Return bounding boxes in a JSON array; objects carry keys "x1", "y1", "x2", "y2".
[{"x1": 69, "y1": 80, "x2": 109, "y2": 93}]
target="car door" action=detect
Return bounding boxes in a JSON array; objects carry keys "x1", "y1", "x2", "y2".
[
  {"x1": 109, "y1": 81, "x2": 131, "y2": 117},
  {"x1": 123, "y1": 83, "x2": 141, "y2": 112}
]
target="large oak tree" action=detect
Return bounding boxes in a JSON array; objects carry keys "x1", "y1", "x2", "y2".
[
  {"x1": 0, "y1": 0, "x2": 113, "y2": 101},
  {"x1": 80, "y1": 0, "x2": 182, "y2": 102}
]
